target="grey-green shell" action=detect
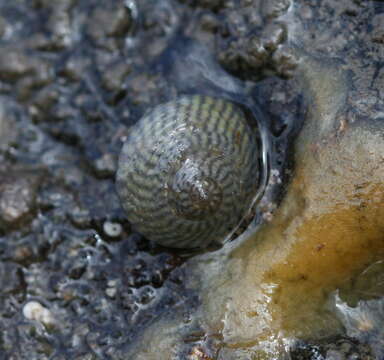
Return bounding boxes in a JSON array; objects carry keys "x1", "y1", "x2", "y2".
[{"x1": 116, "y1": 95, "x2": 260, "y2": 248}]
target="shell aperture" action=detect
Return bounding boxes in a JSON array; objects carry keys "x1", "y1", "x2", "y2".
[{"x1": 116, "y1": 95, "x2": 261, "y2": 248}]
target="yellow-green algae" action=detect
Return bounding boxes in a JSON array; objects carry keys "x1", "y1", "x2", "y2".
[{"x1": 128, "y1": 57, "x2": 384, "y2": 359}]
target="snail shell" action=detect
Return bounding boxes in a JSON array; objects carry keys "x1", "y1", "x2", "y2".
[{"x1": 116, "y1": 95, "x2": 261, "y2": 248}]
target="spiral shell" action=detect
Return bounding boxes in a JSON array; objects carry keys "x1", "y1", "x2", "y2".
[{"x1": 116, "y1": 95, "x2": 261, "y2": 248}]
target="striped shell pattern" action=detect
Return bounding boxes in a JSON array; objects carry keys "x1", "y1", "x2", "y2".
[{"x1": 116, "y1": 95, "x2": 260, "y2": 248}]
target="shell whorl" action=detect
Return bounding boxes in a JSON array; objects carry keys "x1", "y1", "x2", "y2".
[{"x1": 116, "y1": 95, "x2": 261, "y2": 248}]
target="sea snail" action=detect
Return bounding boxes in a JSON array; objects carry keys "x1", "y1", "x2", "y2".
[{"x1": 116, "y1": 95, "x2": 263, "y2": 249}]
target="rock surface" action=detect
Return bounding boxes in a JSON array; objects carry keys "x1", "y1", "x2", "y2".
[{"x1": 0, "y1": 0, "x2": 382, "y2": 359}]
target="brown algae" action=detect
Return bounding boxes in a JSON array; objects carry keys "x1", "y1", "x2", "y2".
[{"x1": 259, "y1": 128, "x2": 384, "y2": 338}]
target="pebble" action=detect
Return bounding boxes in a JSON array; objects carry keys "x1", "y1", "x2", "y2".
[
  {"x1": 0, "y1": 49, "x2": 33, "y2": 82},
  {"x1": 103, "y1": 221, "x2": 122, "y2": 238},
  {"x1": 0, "y1": 171, "x2": 41, "y2": 226},
  {"x1": 59, "y1": 55, "x2": 91, "y2": 82},
  {"x1": 101, "y1": 60, "x2": 132, "y2": 93},
  {"x1": 69, "y1": 206, "x2": 92, "y2": 229},
  {"x1": 216, "y1": 3, "x2": 292, "y2": 80},
  {"x1": 87, "y1": 3, "x2": 133, "y2": 47},
  {"x1": 262, "y1": 0, "x2": 291, "y2": 19},
  {"x1": 0, "y1": 262, "x2": 23, "y2": 294},
  {"x1": 325, "y1": 349, "x2": 344, "y2": 360},
  {"x1": 272, "y1": 45, "x2": 299, "y2": 78},
  {"x1": 0, "y1": 98, "x2": 18, "y2": 148},
  {"x1": 372, "y1": 14, "x2": 384, "y2": 44},
  {"x1": 180, "y1": 0, "x2": 224, "y2": 10},
  {"x1": 261, "y1": 23, "x2": 287, "y2": 51},
  {"x1": 22, "y1": 301, "x2": 55, "y2": 326},
  {"x1": 106, "y1": 286, "x2": 117, "y2": 298},
  {"x1": 93, "y1": 153, "x2": 117, "y2": 178}
]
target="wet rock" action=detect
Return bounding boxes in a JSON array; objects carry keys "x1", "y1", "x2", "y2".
[
  {"x1": 0, "y1": 170, "x2": 42, "y2": 228},
  {"x1": 87, "y1": 2, "x2": 133, "y2": 49},
  {"x1": 272, "y1": 44, "x2": 299, "y2": 78},
  {"x1": 68, "y1": 206, "x2": 92, "y2": 229},
  {"x1": 218, "y1": 29, "x2": 297, "y2": 79},
  {"x1": 29, "y1": 85, "x2": 60, "y2": 121},
  {"x1": 125, "y1": 72, "x2": 169, "y2": 109},
  {"x1": 91, "y1": 152, "x2": 117, "y2": 178},
  {"x1": 334, "y1": 296, "x2": 384, "y2": 359},
  {"x1": 179, "y1": 0, "x2": 225, "y2": 11},
  {"x1": 16, "y1": 61, "x2": 53, "y2": 101},
  {"x1": 6, "y1": 322, "x2": 54, "y2": 359},
  {"x1": 24, "y1": 33, "x2": 60, "y2": 52},
  {"x1": 101, "y1": 60, "x2": 132, "y2": 93},
  {"x1": 261, "y1": 0, "x2": 291, "y2": 19},
  {"x1": 59, "y1": 55, "x2": 91, "y2": 83},
  {"x1": 261, "y1": 22, "x2": 287, "y2": 51},
  {"x1": 291, "y1": 338, "x2": 375, "y2": 360},
  {"x1": 0, "y1": 0, "x2": 188, "y2": 358},
  {"x1": 0, "y1": 49, "x2": 34, "y2": 82},
  {"x1": 371, "y1": 14, "x2": 384, "y2": 44},
  {"x1": 0, "y1": 262, "x2": 24, "y2": 294},
  {"x1": 0, "y1": 15, "x2": 6, "y2": 37},
  {"x1": 0, "y1": 97, "x2": 18, "y2": 149},
  {"x1": 47, "y1": 1, "x2": 74, "y2": 48},
  {"x1": 29, "y1": 0, "x2": 75, "y2": 49},
  {"x1": 218, "y1": 35, "x2": 268, "y2": 76},
  {"x1": 216, "y1": 1, "x2": 293, "y2": 79},
  {"x1": 134, "y1": 0, "x2": 180, "y2": 59}
]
